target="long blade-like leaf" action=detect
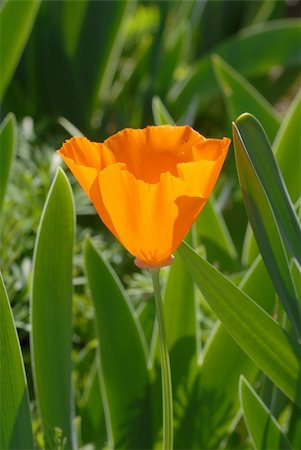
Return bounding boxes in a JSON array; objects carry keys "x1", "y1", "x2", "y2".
[
  {"x1": 273, "y1": 89, "x2": 301, "y2": 204},
  {"x1": 212, "y1": 55, "x2": 280, "y2": 141},
  {"x1": 152, "y1": 96, "x2": 175, "y2": 126},
  {"x1": 234, "y1": 113, "x2": 301, "y2": 263},
  {"x1": 0, "y1": 0, "x2": 41, "y2": 99},
  {"x1": 31, "y1": 168, "x2": 75, "y2": 448},
  {"x1": 84, "y1": 238, "x2": 152, "y2": 449},
  {"x1": 150, "y1": 254, "x2": 198, "y2": 448},
  {"x1": 179, "y1": 256, "x2": 275, "y2": 449},
  {"x1": 168, "y1": 20, "x2": 301, "y2": 120},
  {"x1": 233, "y1": 115, "x2": 301, "y2": 335},
  {"x1": 178, "y1": 242, "x2": 301, "y2": 408},
  {"x1": 0, "y1": 273, "x2": 34, "y2": 450},
  {"x1": 239, "y1": 376, "x2": 292, "y2": 450},
  {"x1": 76, "y1": 0, "x2": 135, "y2": 122},
  {"x1": 0, "y1": 113, "x2": 16, "y2": 215},
  {"x1": 196, "y1": 195, "x2": 238, "y2": 269}
]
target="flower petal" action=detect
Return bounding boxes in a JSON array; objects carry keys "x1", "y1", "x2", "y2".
[
  {"x1": 177, "y1": 137, "x2": 230, "y2": 197},
  {"x1": 58, "y1": 137, "x2": 102, "y2": 168},
  {"x1": 104, "y1": 125, "x2": 204, "y2": 183},
  {"x1": 191, "y1": 137, "x2": 230, "y2": 162},
  {"x1": 97, "y1": 164, "x2": 205, "y2": 266}
]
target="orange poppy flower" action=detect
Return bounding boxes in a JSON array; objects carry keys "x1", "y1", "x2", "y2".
[{"x1": 58, "y1": 125, "x2": 230, "y2": 268}]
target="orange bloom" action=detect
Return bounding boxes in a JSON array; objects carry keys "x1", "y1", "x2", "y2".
[{"x1": 58, "y1": 125, "x2": 230, "y2": 268}]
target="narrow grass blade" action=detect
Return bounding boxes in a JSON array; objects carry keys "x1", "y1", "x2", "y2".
[
  {"x1": 152, "y1": 96, "x2": 175, "y2": 125},
  {"x1": 0, "y1": 0, "x2": 41, "y2": 99},
  {"x1": 0, "y1": 113, "x2": 16, "y2": 214},
  {"x1": 61, "y1": 0, "x2": 88, "y2": 59},
  {"x1": 196, "y1": 195, "x2": 238, "y2": 269},
  {"x1": 78, "y1": 361, "x2": 107, "y2": 449},
  {"x1": 239, "y1": 376, "x2": 292, "y2": 450},
  {"x1": 150, "y1": 255, "x2": 198, "y2": 448},
  {"x1": 273, "y1": 89, "x2": 301, "y2": 204},
  {"x1": 31, "y1": 168, "x2": 75, "y2": 448},
  {"x1": 234, "y1": 113, "x2": 301, "y2": 264},
  {"x1": 168, "y1": 20, "x2": 301, "y2": 119},
  {"x1": 0, "y1": 273, "x2": 34, "y2": 450},
  {"x1": 84, "y1": 238, "x2": 152, "y2": 449},
  {"x1": 287, "y1": 403, "x2": 301, "y2": 449},
  {"x1": 233, "y1": 116, "x2": 301, "y2": 335},
  {"x1": 178, "y1": 242, "x2": 301, "y2": 408},
  {"x1": 212, "y1": 55, "x2": 280, "y2": 141},
  {"x1": 76, "y1": 0, "x2": 135, "y2": 122},
  {"x1": 184, "y1": 256, "x2": 276, "y2": 449}
]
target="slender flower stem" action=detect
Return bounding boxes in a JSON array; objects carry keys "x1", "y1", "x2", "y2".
[{"x1": 150, "y1": 268, "x2": 173, "y2": 450}]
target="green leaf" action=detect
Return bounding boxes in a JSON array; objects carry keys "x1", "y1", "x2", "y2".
[
  {"x1": 196, "y1": 195, "x2": 238, "y2": 269},
  {"x1": 163, "y1": 256, "x2": 198, "y2": 362},
  {"x1": 0, "y1": 0, "x2": 41, "y2": 99},
  {"x1": 291, "y1": 260, "x2": 301, "y2": 304},
  {"x1": 235, "y1": 113, "x2": 301, "y2": 263},
  {"x1": 61, "y1": 0, "x2": 88, "y2": 59},
  {"x1": 176, "y1": 255, "x2": 275, "y2": 449},
  {"x1": 0, "y1": 273, "x2": 34, "y2": 450},
  {"x1": 239, "y1": 376, "x2": 292, "y2": 450},
  {"x1": 0, "y1": 113, "x2": 16, "y2": 215},
  {"x1": 76, "y1": 0, "x2": 136, "y2": 123},
  {"x1": 78, "y1": 361, "x2": 107, "y2": 449},
  {"x1": 287, "y1": 403, "x2": 301, "y2": 449},
  {"x1": 152, "y1": 96, "x2": 175, "y2": 126},
  {"x1": 168, "y1": 20, "x2": 301, "y2": 120},
  {"x1": 150, "y1": 255, "x2": 198, "y2": 448},
  {"x1": 154, "y1": 18, "x2": 191, "y2": 96},
  {"x1": 242, "y1": 223, "x2": 259, "y2": 267},
  {"x1": 84, "y1": 238, "x2": 152, "y2": 449},
  {"x1": 212, "y1": 55, "x2": 280, "y2": 141},
  {"x1": 31, "y1": 168, "x2": 75, "y2": 448},
  {"x1": 273, "y1": 89, "x2": 301, "y2": 204},
  {"x1": 233, "y1": 114, "x2": 301, "y2": 335},
  {"x1": 178, "y1": 242, "x2": 301, "y2": 408}
]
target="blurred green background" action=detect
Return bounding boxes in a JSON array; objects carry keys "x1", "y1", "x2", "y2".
[{"x1": 0, "y1": 0, "x2": 300, "y2": 448}]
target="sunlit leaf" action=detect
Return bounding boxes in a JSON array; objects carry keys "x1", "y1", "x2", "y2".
[
  {"x1": 31, "y1": 168, "x2": 75, "y2": 448},
  {"x1": 212, "y1": 54, "x2": 280, "y2": 141},
  {"x1": 84, "y1": 238, "x2": 152, "y2": 449},
  {"x1": 152, "y1": 96, "x2": 175, "y2": 125},
  {"x1": 0, "y1": 273, "x2": 34, "y2": 450},
  {"x1": 179, "y1": 242, "x2": 301, "y2": 408},
  {"x1": 181, "y1": 256, "x2": 276, "y2": 449},
  {"x1": 0, "y1": 0, "x2": 41, "y2": 99},
  {"x1": 273, "y1": 89, "x2": 301, "y2": 204},
  {"x1": 169, "y1": 20, "x2": 301, "y2": 121},
  {"x1": 75, "y1": 0, "x2": 136, "y2": 123},
  {"x1": 0, "y1": 113, "x2": 16, "y2": 215},
  {"x1": 233, "y1": 114, "x2": 301, "y2": 335},
  {"x1": 240, "y1": 376, "x2": 292, "y2": 450},
  {"x1": 196, "y1": 195, "x2": 238, "y2": 269}
]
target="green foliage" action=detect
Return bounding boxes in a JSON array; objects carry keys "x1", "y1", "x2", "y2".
[
  {"x1": 178, "y1": 242, "x2": 301, "y2": 408},
  {"x1": 239, "y1": 376, "x2": 293, "y2": 450},
  {"x1": 0, "y1": 113, "x2": 16, "y2": 215},
  {"x1": 274, "y1": 89, "x2": 301, "y2": 204},
  {"x1": 31, "y1": 169, "x2": 75, "y2": 448},
  {"x1": 168, "y1": 19, "x2": 301, "y2": 123},
  {"x1": 84, "y1": 238, "x2": 151, "y2": 449},
  {"x1": 0, "y1": 0, "x2": 41, "y2": 100},
  {"x1": 233, "y1": 114, "x2": 301, "y2": 336},
  {"x1": 0, "y1": 273, "x2": 34, "y2": 450},
  {"x1": 1, "y1": 1, "x2": 300, "y2": 448},
  {"x1": 212, "y1": 55, "x2": 280, "y2": 141}
]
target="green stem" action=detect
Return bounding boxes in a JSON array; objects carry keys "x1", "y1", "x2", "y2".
[{"x1": 150, "y1": 268, "x2": 173, "y2": 450}]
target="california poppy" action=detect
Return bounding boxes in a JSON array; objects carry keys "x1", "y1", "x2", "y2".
[{"x1": 58, "y1": 125, "x2": 230, "y2": 268}]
